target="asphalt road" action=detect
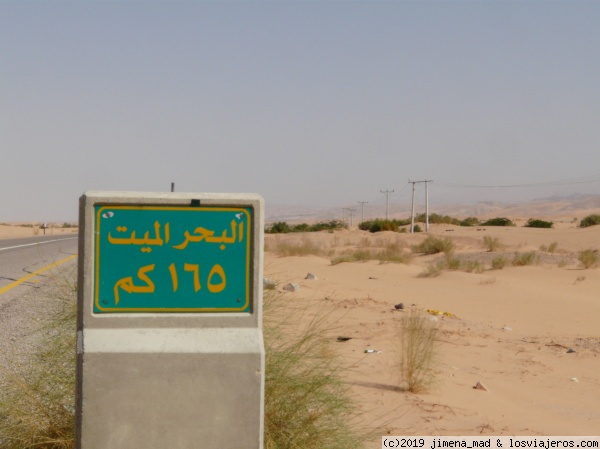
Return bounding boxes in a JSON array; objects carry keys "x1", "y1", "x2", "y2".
[{"x1": 0, "y1": 235, "x2": 78, "y2": 304}]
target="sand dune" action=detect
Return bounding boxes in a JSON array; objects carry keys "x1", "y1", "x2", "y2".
[{"x1": 264, "y1": 222, "x2": 600, "y2": 439}]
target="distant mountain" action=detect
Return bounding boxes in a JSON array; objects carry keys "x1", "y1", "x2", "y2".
[{"x1": 265, "y1": 194, "x2": 600, "y2": 223}]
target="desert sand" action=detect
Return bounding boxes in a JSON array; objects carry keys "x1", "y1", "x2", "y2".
[
  {"x1": 1, "y1": 216, "x2": 598, "y2": 442},
  {"x1": 263, "y1": 219, "x2": 600, "y2": 441},
  {"x1": 0, "y1": 224, "x2": 78, "y2": 239}
]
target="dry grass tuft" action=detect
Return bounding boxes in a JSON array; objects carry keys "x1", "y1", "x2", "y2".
[
  {"x1": 578, "y1": 249, "x2": 599, "y2": 269},
  {"x1": 398, "y1": 308, "x2": 439, "y2": 393},
  {"x1": 0, "y1": 266, "x2": 77, "y2": 449},
  {"x1": 263, "y1": 294, "x2": 371, "y2": 449}
]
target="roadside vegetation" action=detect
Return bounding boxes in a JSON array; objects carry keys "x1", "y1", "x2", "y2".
[
  {"x1": 0, "y1": 267, "x2": 373, "y2": 449},
  {"x1": 0, "y1": 267, "x2": 77, "y2": 449},
  {"x1": 264, "y1": 296, "x2": 371, "y2": 449}
]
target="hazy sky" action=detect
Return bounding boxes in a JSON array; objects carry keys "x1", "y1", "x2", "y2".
[{"x1": 3, "y1": 1, "x2": 600, "y2": 221}]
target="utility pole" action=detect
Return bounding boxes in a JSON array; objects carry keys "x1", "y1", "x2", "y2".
[
  {"x1": 425, "y1": 180, "x2": 431, "y2": 232},
  {"x1": 357, "y1": 201, "x2": 368, "y2": 223},
  {"x1": 347, "y1": 208, "x2": 356, "y2": 227},
  {"x1": 342, "y1": 208, "x2": 357, "y2": 228},
  {"x1": 409, "y1": 181, "x2": 416, "y2": 233},
  {"x1": 380, "y1": 189, "x2": 394, "y2": 220},
  {"x1": 408, "y1": 180, "x2": 432, "y2": 233},
  {"x1": 171, "y1": 182, "x2": 175, "y2": 192},
  {"x1": 342, "y1": 208, "x2": 349, "y2": 227}
]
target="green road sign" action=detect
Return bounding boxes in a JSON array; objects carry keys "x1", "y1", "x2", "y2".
[{"x1": 94, "y1": 205, "x2": 252, "y2": 313}]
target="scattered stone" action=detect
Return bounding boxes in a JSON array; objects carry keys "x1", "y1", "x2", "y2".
[
  {"x1": 263, "y1": 278, "x2": 277, "y2": 290},
  {"x1": 566, "y1": 348, "x2": 576, "y2": 353},
  {"x1": 502, "y1": 326, "x2": 512, "y2": 331},
  {"x1": 364, "y1": 349, "x2": 382, "y2": 353},
  {"x1": 473, "y1": 381, "x2": 488, "y2": 391},
  {"x1": 570, "y1": 377, "x2": 579, "y2": 383},
  {"x1": 394, "y1": 303, "x2": 405, "y2": 310},
  {"x1": 305, "y1": 272, "x2": 317, "y2": 280},
  {"x1": 337, "y1": 336, "x2": 352, "y2": 342},
  {"x1": 282, "y1": 283, "x2": 300, "y2": 292}
]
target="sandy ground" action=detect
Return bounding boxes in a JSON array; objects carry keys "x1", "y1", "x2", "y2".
[
  {"x1": 2, "y1": 218, "x2": 598, "y2": 441},
  {"x1": 0, "y1": 224, "x2": 78, "y2": 239},
  {"x1": 263, "y1": 220, "x2": 600, "y2": 441}
]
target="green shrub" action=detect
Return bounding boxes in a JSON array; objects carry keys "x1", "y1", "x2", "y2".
[
  {"x1": 359, "y1": 219, "x2": 404, "y2": 233},
  {"x1": 415, "y1": 213, "x2": 460, "y2": 226},
  {"x1": 413, "y1": 224, "x2": 422, "y2": 233},
  {"x1": 578, "y1": 249, "x2": 599, "y2": 269},
  {"x1": 308, "y1": 220, "x2": 347, "y2": 232},
  {"x1": 268, "y1": 222, "x2": 291, "y2": 233},
  {"x1": 480, "y1": 217, "x2": 514, "y2": 227},
  {"x1": 525, "y1": 219, "x2": 553, "y2": 229},
  {"x1": 460, "y1": 217, "x2": 480, "y2": 227},
  {"x1": 580, "y1": 214, "x2": 600, "y2": 228},
  {"x1": 267, "y1": 220, "x2": 347, "y2": 234}
]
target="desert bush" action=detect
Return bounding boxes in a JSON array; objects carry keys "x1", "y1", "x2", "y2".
[
  {"x1": 398, "y1": 308, "x2": 438, "y2": 393},
  {"x1": 578, "y1": 249, "x2": 599, "y2": 269},
  {"x1": 358, "y1": 219, "x2": 406, "y2": 233},
  {"x1": 512, "y1": 252, "x2": 539, "y2": 266},
  {"x1": 480, "y1": 217, "x2": 514, "y2": 227},
  {"x1": 271, "y1": 238, "x2": 324, "y2": 257},
  {"x1": 412, "y1": 236, "x2": 454, "y2": 255},
  {"x1": 524, "y1": 219, "x2": 553, "y2": 229},
  {"x1": 267, "y1": 220, "x2": 347, "y2": 234},
  {"x1": 491, "y1": 256, "x2": 508, "y2": 270},
  {"x1": 308, "y1": 220, "x2": 347, "y2": 232},
  {"x1": 460, "y1": 217, "x2": 480, "y2": 227},
  {"x1": 413, "y1": 224, "x2": 422, "y2": 233},
  {"x1": 444, "y1": 255, "x2": 461, "y2": 271},
  {"x1": 418, "y1": 261, "x2": 446, "y2": 278},
  {"x1": 264, "y1": 297, "x2": 369, "y2": 449},
  {"x1": 268, "y1": 221, "x2": 291, "y2": 233},
  {"x1": 482, "y1": 236, "x2": 501, "y2": 252},
  {"x1": 415, "y1": 213, "x2": 460, "y2": 226},
  {"x1": 540, "y1": 242, "x2": 559, "y2": 253},
  {"x1": 462, "y1": 260, "x2": 484, "y2": 274},
  {"x1": 580, "y1": 214, "x2": 600, "y2": 228},
  {"x1": 331, "y1": 246, "x2": 411, "y2": 265}
]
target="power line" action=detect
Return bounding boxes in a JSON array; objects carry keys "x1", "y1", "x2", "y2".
[{"x1": 438, "y1": 173, "x2": 600, "y2": 189}]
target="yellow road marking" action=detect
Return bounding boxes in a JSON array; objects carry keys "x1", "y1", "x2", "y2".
[{"x1": 0, "y1": 254, "x2": 77, "y2": 295}]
